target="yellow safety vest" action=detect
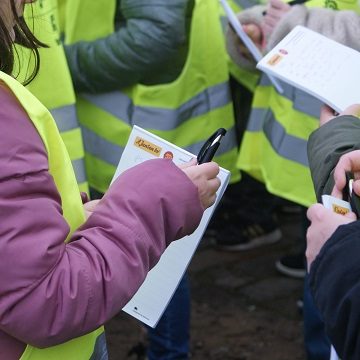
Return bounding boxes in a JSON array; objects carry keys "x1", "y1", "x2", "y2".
[
  {"x1": 238, "y1": 0, "x2": 360, "y2": 206},
  {"x1": 0, "y1": 71, "x2": 103, "y2": 359},
  {"x1": 14, "y1": 0, "x2": 89, "y2": 194},
  {"x1": 63, "y1": 0, "x2": 240, "y2": 194}
]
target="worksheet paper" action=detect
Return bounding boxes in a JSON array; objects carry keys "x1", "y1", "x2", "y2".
[
  {"x1": 219, "y1": 0, "x2": 283, "y2": 93},
  {"x1": 257, "y1": 25, "x2": 360, "y2": 113},
  {"x1": 113, "y1": 126, "x2": 230, "y2": 327}
]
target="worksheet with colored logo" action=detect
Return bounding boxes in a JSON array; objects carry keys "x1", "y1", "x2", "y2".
[
  {"x1": 257, "y1": 25, "x2": 360, "y2": 113},
  {"x1": 112, "y1": 125, "x2": 230, "y2": 327}
]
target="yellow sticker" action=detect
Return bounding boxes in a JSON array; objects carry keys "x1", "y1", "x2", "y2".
[
  {"x1": 332, "y1": 204, "x2": 350, "y2": 216},
  {"x1": 134, "y1": 136, "x2": 162, "y2": 157},
  {"x1": 267, "y1": 54, "x2": 283, "y2": 66}
]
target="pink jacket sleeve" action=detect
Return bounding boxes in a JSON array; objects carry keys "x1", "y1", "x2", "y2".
[{"x1": 0, "y1": 87, "x2": 203, "y2": 348}]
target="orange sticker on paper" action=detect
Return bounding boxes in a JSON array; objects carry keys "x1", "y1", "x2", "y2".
[
  {"x1": 134, "y1": 137, "x2": 162, "y2": 157},
  {"x1": 332, "y1": 204, "x2": 350, "y2": 216},
  {"x1": 267, "y1": 54, "x2": 283, "y2": 66}
]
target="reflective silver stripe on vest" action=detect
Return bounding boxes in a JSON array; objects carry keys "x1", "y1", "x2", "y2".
[
  {"x1": 246, "y1": 108, "x2": 267, "y2": 132},
  {"x1": 246, "y1": 107, "x2": 309, "y2": 166},
  {"x1": 81, "y1": 125, "x2": 238, "y2": 167},
  {"x1": 257, "y1": 75, "x2": 322, "y2": 118},
  {"x1": 50, "y1": 104, "x2": 80, "y2": 132},
  {"x1": 81, "y1": 126, "x2": 123, "y2": 167},
  {"x1": 50, "y1": 105, "x2": 87, "y2": 184},
  {"x1": 72, "y1": 158, "x2": 87, "y2": 184},
  {"x1": 258, "y1": 75, "x2": 272, "y2": 86},
  {"x1": 263, "y1": 112, "x2": 309, "y2": 166},
  {"x1": 81, "y1": 82, "x2": 232, "y2": 131}
]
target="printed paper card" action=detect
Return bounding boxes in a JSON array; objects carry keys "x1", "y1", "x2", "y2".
[
  {"x1": 257, "y1": 26, "x2": 360, "y2": 112},
  {"x1": 322, "y1": 194, "x2": 352, "y2": 215}
]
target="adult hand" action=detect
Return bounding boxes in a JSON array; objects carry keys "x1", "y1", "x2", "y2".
[
  {"x1": 306, "y1": 203, "x2": 356, "y2": 271},
  {"x1": 84, "y1": 200, "x2": 101, "y2": 219},
  {"x1": 180, "y1": 161, "x2": 221, "y2": 209},
  {"x1": 262, "y1": 0, "x2": 290, "y2": 40},
  {"x1": 332, "y1": 150, "x2": 360, "y2": 199},
  {"x1": 320, "y1": 103, "x2": 360, "y2": 126}
]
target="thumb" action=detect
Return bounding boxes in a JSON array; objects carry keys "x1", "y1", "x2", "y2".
[
  {"x1": 331, "y1": 185, "x2": 343, "y2": 199},
  {"x1": 178, "y1": 158, "x2": 197, "y2": 170},
  {"x1": 244, "y1": 24, "x2": 262, "y2": 43}
]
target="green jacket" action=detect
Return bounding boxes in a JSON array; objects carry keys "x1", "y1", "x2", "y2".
[
  {"x1": 64, "y1": 0, "x2": 193, "y2": 93},
  {"x1": 307, "y1": 116, "x2": 360, "y2": 201}
]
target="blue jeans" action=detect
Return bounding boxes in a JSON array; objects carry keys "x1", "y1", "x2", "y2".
[
  {"x1": 303, "y1": 270, "x2": 331, "y2": 359},
  {"x1": 302, "y1": 206, "x2": 330, "y2": 360},
  {"x1": 147, "y1": 274, "x2": 190, "y2": 360}
]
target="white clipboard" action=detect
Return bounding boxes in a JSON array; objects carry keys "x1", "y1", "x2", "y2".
[{"x1": 113, "y1": 126, "x2": 230, "y2": 327}]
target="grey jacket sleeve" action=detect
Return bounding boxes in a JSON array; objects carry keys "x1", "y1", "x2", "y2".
[
  {"x1": 267, "y1": 6, "x2": 360, "y2": 51},
  {"x1": 307, "y1": 116, "x2": 360, "y2": 201},
  {"x1": 64, "y1": 0, "x2": 190, "y2": 93}
]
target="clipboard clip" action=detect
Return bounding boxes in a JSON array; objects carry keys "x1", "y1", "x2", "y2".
[{"x1": 197, "y1": 128, "x2": 227, "y2": 165}]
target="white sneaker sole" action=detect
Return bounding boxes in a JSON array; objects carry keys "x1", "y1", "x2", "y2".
[{"x1": 275, "y1": 260, "x2": 306, "y2": 279}]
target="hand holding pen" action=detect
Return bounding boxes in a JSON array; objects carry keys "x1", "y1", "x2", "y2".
[
  {"x1": 178, "y1": 129, "x2": 226, "y2": 209},
  {"x1": 181, "y1": 161, "x2": 221, "y2": 209},
  {"x1": 331, "y1": 151, "x2": 360, "y2": 218},
  {"x1": 177, "y1": 128, "x2": 227, "y2": 209}
]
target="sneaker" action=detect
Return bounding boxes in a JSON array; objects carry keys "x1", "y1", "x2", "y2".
[
  {"x1": 276, "y1": 199, "x2": 302, "y2": 215},
  {"x1": 215, "y1": 220, "x2": 282, "y2": 251},
  {"x1": 275, "y1": 254, "x2": 306, "y2": 279}
]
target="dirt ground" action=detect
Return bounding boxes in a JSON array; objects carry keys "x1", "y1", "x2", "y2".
[{"x1": 105, "y1": 211, "x2": 306, "y2": 360}]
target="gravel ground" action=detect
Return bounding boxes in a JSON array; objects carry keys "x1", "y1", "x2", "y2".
[{"x1": 105, "y1": 211, "x2": 306, "y2": 360}]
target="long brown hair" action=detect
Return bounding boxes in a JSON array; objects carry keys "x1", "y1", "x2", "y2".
[{"x1": 0, "y1": 1, "x2": 47, "y2": 85}]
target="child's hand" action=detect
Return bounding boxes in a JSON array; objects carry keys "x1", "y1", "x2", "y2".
[
  {"x1": 181, "y1": 161, "x2": 221, "y2": 209},
  {"x1": 84, "y1": 200, "x2": 101, "y2": 219}
]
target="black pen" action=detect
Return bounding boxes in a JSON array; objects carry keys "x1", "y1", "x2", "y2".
[
  {"x1": 262, "y1": 0, "x2": 308, "y2": 16},
  {"x1": 197, "y1": 128, "x2": 227, "y2": 164}
]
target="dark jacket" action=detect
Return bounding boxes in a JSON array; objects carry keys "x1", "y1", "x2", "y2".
[
  {"x1": 307, "y1": 116, "x2": 360, "y2": 359},
  {"x1": 64, "y1": 0, "x2": 193, "y2": 94}
]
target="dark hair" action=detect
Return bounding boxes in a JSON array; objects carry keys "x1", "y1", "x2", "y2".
[{"x1": 0, "y1": 1, "x2": 47, "y2": 85}]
